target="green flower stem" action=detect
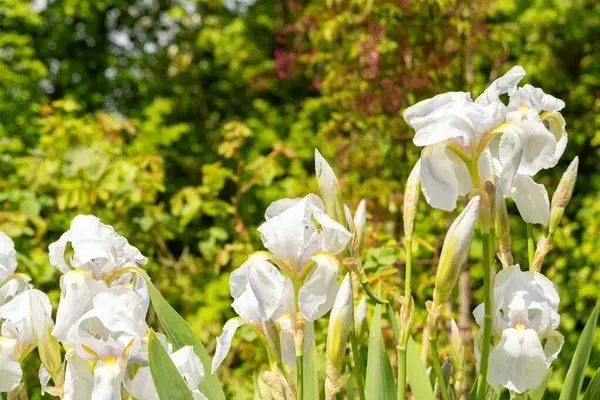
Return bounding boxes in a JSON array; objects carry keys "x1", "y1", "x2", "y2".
[
  {"x1": 297, "y1": 354, "x2": 304, "y2": 400},
  {"x1": 349, "y1": 330, "x2": 366, "y2": 400},
  {"x1": 527, "y1": 224, "x2": 535, "y2": 268},
  {"x1": 386, "y1": 301, "x2": 400, "y2": 343},
  {"x1": 399, "y1": 237, "x2": 413, "y2": 400},
  {"x1": 477, "y1": 232, "x2": 493, "y2": 400},
  {"x1": 292, "y1": 280, "x2": 304, "y2": 400},
  {"x1": 397, "y1": 346, "x2": 407, "y2": 400},
  {"x1": 385, "y1": 301, "x2": 406, "y2": 398},
  {"x1": 361, "y1": 280, "x2": 388, "y2": 305},
  {"x1": 429, "y1": 337, "x2": 449, "y2": 400}
]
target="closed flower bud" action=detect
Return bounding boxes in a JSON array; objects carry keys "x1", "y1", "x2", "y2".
[
  {"x1": 315, "y1": 149, "x2": 347, "y2": 227},
  {"x1": 325, "y1": 275, "x2": 353, "y2": 399},
  {"x1": 326, "y1": 274, "x2": 353, "y2": 372},
  {"x1": 399, "y1": 296, "x2": 414, "y2": 348},
  {"x1": 403, "y1": 160, "x2": 421, "y2": 241},
  {"x1": 495, "y1": 190, "x2": 513, "y2": 268},
  {"x1": 353, "y1": 199, "x2": 367, "y2": 255},
  {"x1": 549, "y1": 157, "x2": 578, "y2": 235},
  {"x1": 433, "y1": 196, "x2": 479, "y2": 308}
]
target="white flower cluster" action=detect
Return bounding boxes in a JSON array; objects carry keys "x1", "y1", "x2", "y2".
[
  {"x1": 404, "y1": 66, "x2": 567, "y2": 225},
  {"x1": 474, "y1": 265, "x2": 563, "y2": 393},
  {"x1": 0, "y1": 215, "x2": 207, "y2": 399},
  {"x1": 0, "y1": 232, "x2": 50, "y2": 393},
  {"x1": 404, "y1": 66, "x2": 567, "y2": 394},
  {"x1": 213, "y1": 151, "x2": 367, "y2": 388}
]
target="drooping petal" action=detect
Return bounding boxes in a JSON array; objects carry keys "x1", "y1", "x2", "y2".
[
  {"x1": 171, "y1": 346, "x2": 207, "y2": 399},
  {"x1": 247, "y1": 258, "x2": 286, "y2": 323},
  {"x1": 0, "y1": 289, "x2": 53, "y2": 353},
  {"x1": 277, "y1": 315, "x2": 296, "y2": 366},
  {"x1": 212, "y1": 317, "x2": 246, "y2": 373},
  {"x1": 91, "y1": 357, "x2": 126, "y2": 400},
  {"x1": 510, "y1": 175, "x2": 550, "y2": 225},
  {"x1": 278, "y1": 316, "x2": 316, "y2": 367},
  {"x1": 39, "y1": 364, "x2": 51, "y2": 395},
  {"x1": 230, "y1": 252, "x2": 285, "y2": 324},
  {"x1": 48, "y1": 230, "x2": 72, "y2": 274},
  {"x1": 63, "y1": 351, "x2": 94, "y2": 400},
  {"x1": 419, "y1": 145, "x2": 460, "y2": 211},
  {"x1": 496, "y1": 127, "x2": 523, "y2": 194},
  {"x1": 0, "y1": 337, "x2": 21, "y2": 392},
  {"x1": 543, "y1": 330, "x2": 564, "y2": 367},
  {"x1": 475, "y1": 66, "x2": 526, "y2": 106},
  {"x1": 0, "y1": 232, "x2": 17, "y2": 282},
  {"x1": 298, "y1": 253, "x2": 340, "y2": 322},
  {"x1": 542, "y1": 111, "x2": 568, "y2": 164},
  {"x1": 487, "y1": 328, "x2": 547, "y2": 393},
  {"x1": 53, "y1": 270, "x2": 108, "y2": 341},
  {"x1": 448, "y1": 150, "x2": 472, "y2": 196},
  {"x1": 128, "y1": 366, "x2": 159, "y2": 400}
]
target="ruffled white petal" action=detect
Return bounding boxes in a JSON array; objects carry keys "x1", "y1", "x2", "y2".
[
  {"x1": 505, "y1": 110, "x2": 557, "y2": 176},
  {"x1": 404, "y1": 92, "x2": 472, "y2": 122},
  {"x1": 311, "y1": 211, "x2": 352, "y2": 257},
  {"x1": 0, "y1": 275, "x2": 31, "y2": 307},
  {"x1": 510, "y1": 175, "x2": 550, "y2": 225},
  {"x1": 212, "y1": 317, "x2": 246, "y2": 373},
  {"x1": 298, "y1": 253, "x2": 340, "y2": 322},
  {"x1": 0, "y1": 337, "x2": 21, "y2": 392},
  {"x1": 419, "y1": 145, "x2": 460, "y2": 211},
  {"x1": 258, "y1": 194, "x2": 350, "y2": 267},
  {"x1": 89, "y1": 285, "x2": 149, "y2": 336},
  {"x1": 264, "y1": 198, "x2": 303, "y2": 220},
  {"x1": 53, "y1": 270, "x2": 108, "y2": 341},
  {"x1": 509, "y1": 84, "x2": 565, "y2": 113},
  {"x1": 475, "y1": 66, "x2": 526, "y2": 106},
  {"x1": 0, "y1": 232, "x2": 17, "y2": 282},
  {"x1": 49, "y1": 214, "x2": 147, "y2": 277},
  {"x1": 487, "y1": 328, "x2": 547, "y2": 393}
]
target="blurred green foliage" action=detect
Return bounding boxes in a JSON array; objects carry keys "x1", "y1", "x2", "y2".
[{"x1": 0, "y1": 0, "x2": 598, "y2": 398}]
